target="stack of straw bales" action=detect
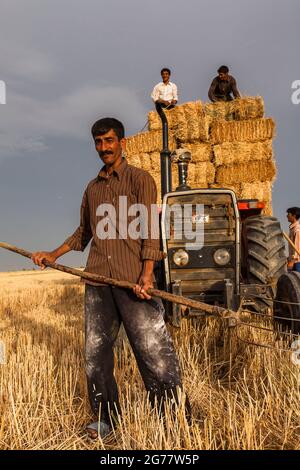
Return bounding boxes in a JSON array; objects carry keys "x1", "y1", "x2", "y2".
[{"x1": 125, "y1": 96, "x2": 276, "y2": 215}]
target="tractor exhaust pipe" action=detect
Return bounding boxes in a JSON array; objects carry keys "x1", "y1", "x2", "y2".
[{"x1": 156, "y1": 105, "x2": 172, "y2": 200}]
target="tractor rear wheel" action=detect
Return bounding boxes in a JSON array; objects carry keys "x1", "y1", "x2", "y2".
[
  {"x1": 274, "y1": 271, "x2": 300, "y2": 335},
  {"x1": 243, "y1": 215, "x2": 287, "y2": 312}
]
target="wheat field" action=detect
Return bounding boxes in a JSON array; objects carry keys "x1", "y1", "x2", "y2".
[{"x1": 0, "y1": 269, "x2": 300, "y2": 450}]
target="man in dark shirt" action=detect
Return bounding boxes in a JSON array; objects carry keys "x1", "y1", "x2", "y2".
[
  {"x1": 31, "y1": 118, "x2": 187, "y2": 440},
  {"x1": 208, "y1": 65, "x2": 241, "y2": 102}
]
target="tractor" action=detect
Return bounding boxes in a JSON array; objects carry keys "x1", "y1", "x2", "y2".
[{"x1": 156, "y1": 105, "x2": 300, "y2": 333}]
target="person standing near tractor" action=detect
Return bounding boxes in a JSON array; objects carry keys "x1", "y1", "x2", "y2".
[
  {"x1": 287, "y1": 207, "x2": 300, "y2": 272},
  {"x1": 151, "y1": 67, "x2": 178, "y2": 112},
  {"x1": 31, "y1": 117, "x2": 189, "y2": 440},
  {"x1": 208, "y1": 65, "x2": 241, "y2": 102}
]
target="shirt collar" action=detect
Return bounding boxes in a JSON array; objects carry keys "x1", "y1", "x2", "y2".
[
  {"x1": 290, "y1": 220, "x2": 300, "y2": 229},
  {"x1": 218, "y1": 76, "x2": 230, "y2": 82},
  {"x1": 98, "y1": 157, "x2": 128, "y2": 181}
]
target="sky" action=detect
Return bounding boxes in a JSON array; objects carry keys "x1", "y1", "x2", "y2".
[{"x1": 0, "y1": 0, "x2": 299, "y2": 271}]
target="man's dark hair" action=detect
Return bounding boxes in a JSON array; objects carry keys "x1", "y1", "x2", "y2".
[
  {"x1": 218, "y1": 65, "x2": 229, "y2": 74},
  {"x1": 161, "y1": 67, "x2": 171, "y2": 75},
  {"x1": 287, "y1": 207, "x2": 300, "y2": 220},
  {"x1": 91, "y1": 117, "x2": 125, "y2": 140}
]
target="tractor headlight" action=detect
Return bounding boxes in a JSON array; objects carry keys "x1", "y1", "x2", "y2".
[
  {"x1": 173, "y1": 249, "x2": 189, "y2": 267},
  {"x1": 213, "y1": 248, "x2": 231, "y2": 266}
]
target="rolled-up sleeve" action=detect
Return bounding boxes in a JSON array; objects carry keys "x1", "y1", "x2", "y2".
[
  {"x1": 172, "y1": 83, "x2": 178, "y2": 101},
  {"x1": 64, "y1": 189, "x2": 92, "y2": 251},
  {"x1": 151, "y1": 84, "x2": 160, "y2": 102},
  {"x1": 136, "y1": 173, "x2": 163, "y2": 261}
]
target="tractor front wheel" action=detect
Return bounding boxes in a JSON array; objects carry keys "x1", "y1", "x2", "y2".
[
  {"x1": 274, "y1": 271, "x2": 300, "y2": 335},
  {"x1": 243, "y1": 215, "x2": 287, "y2": 313}
]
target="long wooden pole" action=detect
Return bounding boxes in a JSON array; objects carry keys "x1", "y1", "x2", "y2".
[
  {"x1": 0, "y1": 241, "x2": 239, "y2": 322},
  {"x1": 283, "y1": 232, "x2": 300, "y2": 258}
]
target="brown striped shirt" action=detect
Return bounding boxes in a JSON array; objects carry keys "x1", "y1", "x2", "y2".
[{"x1": 64, "y1": 158, "x2": 162, "y2": 285}]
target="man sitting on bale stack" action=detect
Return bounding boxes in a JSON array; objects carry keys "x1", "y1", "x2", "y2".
[
  {"x1": 208, "y1": 65, "x2": 241, "y2": 102},
  {"x1": 151, "y1": 67, "x2": 178, "y2": 112}
]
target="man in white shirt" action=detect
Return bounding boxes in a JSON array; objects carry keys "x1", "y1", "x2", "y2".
[
  {"x1": 287, "y1": 207, "x2": 300, "y2": 272},
  {"x1": 151, "y1": 68, "x2": 178, "y2": 111}
]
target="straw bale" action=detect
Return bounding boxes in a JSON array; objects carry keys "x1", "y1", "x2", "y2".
[
  {"x1": 182, "y1": 142, "x2": 212, "y2": 163},
  {"x1": 211, "y1": 118, "x2": 276, "y2": 144},
  {"x1": 126, "y1": 130, "x2": 176, "y2": 157},
  {"x1": 149, "y1": 151, "x2": 160, "y2": 171},
  {"x1": 180, "y1": 101, "x2": 210, "y2": 142},
  {"x1": 198, "y1": 116, "x2": 211, "y2": 142},
  {"x1": 204, "y1": 96, "x2": 264, "y2": 122},
  {"x1": 209, "y1": 182, "x2": 273, "y2": 214},
  {"x1": 204, "y1": 101, "x2": 230, "y2": 121},
  {"x1": 148, "y1": 110, "x2": 162, "y2": 131},
  {"x1": 240, "y1": 181, "x2": 273, "y2": 202},
  {"x1": 231, "y1": 96, "x2": 264, "y2": 120},
  {"x1": 148, "y1": 152, "x2": 163, "y2": 196},
  {"x1": 148, "y1": 101, "x2": 210, "y2": 142},
  {"x1": 148, "y1": 107, "x2": 176, "y2": 131},
  {"x1": 173, "y1": 106, "x2": 188, "y2": 142},
  {"x1": 150, "y1": 153, "x2": 173, "y2": 201},
  {"x1": 184, "y1": 102, "x2": 200, "y2": 141},
  {"x1": 213, "y1": 140, "x2": 273, "y2": 166},
  {"x1": 195, "y1": 101, "x2": 211, "y2": 142},
  {"x1": 262, "y1": 201, "x2": 273, "y2": 216},
  {"x1": 126, "y1": 154, "x2": 142, "y2": 167},
  {"x1": 194, "y1": 162, "x2": 215, "y2": 187},
  {"x1": 216, "y1": 160, "x2": 276, "y2": 185},
  {"x1": 208, "y1": 183, "x2": 241, "y2": 197},
  {"x1": 188, "y1": 163, "x2": 197, "y2": 185},
  {"x1": 139, "y1": 153, "x2": 152, "y2": 172}
]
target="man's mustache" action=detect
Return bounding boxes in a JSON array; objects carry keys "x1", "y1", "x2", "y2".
[{"x1": 99, "y1": 151, "x2": 114, "y2": 157}]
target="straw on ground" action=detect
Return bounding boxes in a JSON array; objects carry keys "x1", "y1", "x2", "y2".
[{"x1": 0, "y1": 269, "x2": 300, "y2": 450}]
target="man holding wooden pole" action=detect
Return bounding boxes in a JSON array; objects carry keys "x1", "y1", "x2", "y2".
[
  {"x1": 31, "y1": 118, "x2": 188, "y2": 440},
  {"x1": 286, "y1": 207, "x2": 300, "y2": 272}
]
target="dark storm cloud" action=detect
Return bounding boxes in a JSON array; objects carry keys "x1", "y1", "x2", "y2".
[{"x1": 0, "y1": 0, "x2": 299, "y2": 269}]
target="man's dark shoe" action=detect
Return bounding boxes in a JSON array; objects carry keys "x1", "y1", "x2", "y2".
[{"x1": 86, "y1": 420, "x2": 112, "y2": 440}]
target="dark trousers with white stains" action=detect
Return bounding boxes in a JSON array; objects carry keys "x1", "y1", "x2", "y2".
[{"x1": 84, "y1": 284, "x2": 186, "y2": 425}]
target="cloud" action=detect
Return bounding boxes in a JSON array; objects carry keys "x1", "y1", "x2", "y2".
[
  {"x1": 0, "y1": 41, "x2": 57, "y2": 83},
  {"x1": 0, "y1": 85, "x2": 147, "y2": 157}
]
